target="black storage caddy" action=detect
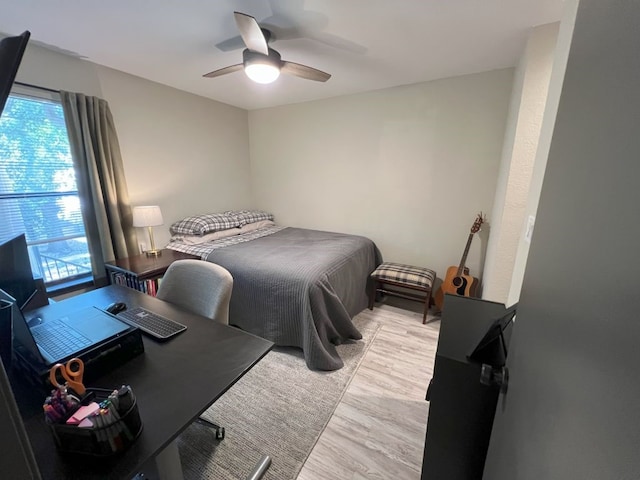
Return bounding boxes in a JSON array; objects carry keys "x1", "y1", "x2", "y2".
[{"x1": 50, "y1": 388, "x2": 143, "y2": 457}]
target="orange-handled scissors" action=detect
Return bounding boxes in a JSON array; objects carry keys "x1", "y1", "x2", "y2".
[{"x1": 49, "y1": 357, "x2": 86, "y2": 396}]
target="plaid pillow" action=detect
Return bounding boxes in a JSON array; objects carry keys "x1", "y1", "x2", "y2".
[
  {"x1": 169, "y1": 213, "x2": 242, "y2": 236},
  {"x1": 224, "y1": 210, "x2": 274, "y2": 225}
]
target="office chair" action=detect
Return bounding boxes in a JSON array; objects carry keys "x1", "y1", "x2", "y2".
[
  {"x1": 156, "y1": 259, "x2": 233, "y2": 439},
  {"x1": 156, "y1": 259, "x2": 233, "y2": 325}
]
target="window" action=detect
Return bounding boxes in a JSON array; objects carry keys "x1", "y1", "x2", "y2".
[{"x1": 0, "y1": 87, "x2": 92, "y2": 288}]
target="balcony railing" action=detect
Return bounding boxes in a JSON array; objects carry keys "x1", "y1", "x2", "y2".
[{"x1": 37, "y1": 252, "x2": 92, "y2": 284}]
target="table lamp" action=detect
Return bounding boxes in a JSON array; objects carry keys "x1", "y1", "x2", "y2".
[{"x1": 132, "y1": 205, "x2": 164, "y2": 256}]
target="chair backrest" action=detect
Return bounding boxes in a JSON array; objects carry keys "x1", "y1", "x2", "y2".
[{"x1": 156, "y1": 259, "x2": 233, "y2": 325}]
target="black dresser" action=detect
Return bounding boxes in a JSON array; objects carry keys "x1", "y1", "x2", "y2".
[{"x1": 421, "y1": 295, "x2": 517, "y2": 480}]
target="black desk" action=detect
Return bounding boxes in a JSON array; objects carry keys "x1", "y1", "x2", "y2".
[{"x1": 11, "y1": 285, "x2": 273, "y2": 480}]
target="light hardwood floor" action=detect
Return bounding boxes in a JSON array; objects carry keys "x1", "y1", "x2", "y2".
[{"x1": 297, "y1": 301, "x2": 441, "y2": 480}]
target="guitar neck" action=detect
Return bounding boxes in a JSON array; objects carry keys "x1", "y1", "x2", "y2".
[{"x1": 456, "y1": 233, "x2": 474, "y2": 276}]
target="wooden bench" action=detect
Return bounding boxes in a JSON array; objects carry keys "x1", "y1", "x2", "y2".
[{"x1": 369, "y1": 262, "x2": 437, "y2": 324}]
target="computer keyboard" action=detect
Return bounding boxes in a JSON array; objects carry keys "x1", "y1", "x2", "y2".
[{"x1": 117, "y1": 307, "x2": 187, "y2": 340}]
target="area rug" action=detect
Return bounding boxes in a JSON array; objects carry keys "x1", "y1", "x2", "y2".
[{"x1": 177, "y1": 312, "x2": 382, "y2": 480}]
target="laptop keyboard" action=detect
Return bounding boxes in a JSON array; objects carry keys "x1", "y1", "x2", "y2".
[
  {"x1": 31, "y1": 318, "x2": 92, "y2": 359},
  {"x1": 117, "y1": 307, "x2": 187, "y2": 340}
]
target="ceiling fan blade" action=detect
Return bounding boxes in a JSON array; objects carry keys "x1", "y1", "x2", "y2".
[
  {"x1": 281, "y1": 61, "x2": 331, "y2": 82},
  {"x1": 214, "y1": 34, "x2": 245, "y2": 52},
  {"x1": 203, "y1": 64, "x2": 244, "y2": 79},
  {"x1": 234, "y1": 11, "x2": 269, "y2": 55}
]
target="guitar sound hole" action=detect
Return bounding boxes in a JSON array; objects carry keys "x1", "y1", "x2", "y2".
[{"x1": 454, "y1": 276, "x2": 468, "y2": 295}]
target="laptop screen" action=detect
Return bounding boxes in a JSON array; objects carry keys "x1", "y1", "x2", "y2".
[{"x1": 0, "y1": 289, "x2": 46, "y2": 368}]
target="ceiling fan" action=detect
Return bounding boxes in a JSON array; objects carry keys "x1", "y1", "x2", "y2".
[{"x1": 203, "y1": 12, "x2": 331, "y2": 84}]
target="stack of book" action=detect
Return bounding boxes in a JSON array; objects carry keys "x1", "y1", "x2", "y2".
[{"x1": 108, "y1": 272, "x2": 160, "y2": 296}]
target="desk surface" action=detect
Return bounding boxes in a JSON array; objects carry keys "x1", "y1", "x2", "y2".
[{"x1": 12, "y1": 285, "x2": 273, "y2": 480}]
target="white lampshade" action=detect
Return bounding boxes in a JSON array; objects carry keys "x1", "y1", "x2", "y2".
[
  {"x1": 245, "y1": 63, "x2": 280, "y2": 84},
  {"x1": 132, "y1": 205, "x2": 164, "y2": 227}
]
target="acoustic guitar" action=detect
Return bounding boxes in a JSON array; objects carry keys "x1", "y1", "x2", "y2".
[{"x1": 434, "y1": 213, "x2": 484, "y2": 311}]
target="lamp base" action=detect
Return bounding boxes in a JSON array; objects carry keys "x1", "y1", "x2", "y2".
[{"x1": 145, "y1": 249, "x2": 162, "y2": 257}]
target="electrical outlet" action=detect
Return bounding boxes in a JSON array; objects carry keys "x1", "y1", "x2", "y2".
[
  {"x1": 139, "y1": 242, "x2": 147, "y2": 254},
  {"x1": 525, "y1": 215, "x2": 535, "y2": 244}
]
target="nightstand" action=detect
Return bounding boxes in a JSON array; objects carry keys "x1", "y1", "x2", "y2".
[{"x1": 104, "y1": 249, "x2": 200, "y2": 295}]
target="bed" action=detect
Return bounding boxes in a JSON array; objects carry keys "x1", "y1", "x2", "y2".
[{"x1": 166, "y1": 211, "x2": 381, "y2": 370}]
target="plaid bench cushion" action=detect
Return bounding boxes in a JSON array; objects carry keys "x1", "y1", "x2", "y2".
[{"x1": 371, "y1": 262, "x2": 436, "y2": 289}]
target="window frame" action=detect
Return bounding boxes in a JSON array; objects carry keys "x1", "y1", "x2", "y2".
[{"x1": 0, "y1": 85, "x2": 93, "y2": 291}]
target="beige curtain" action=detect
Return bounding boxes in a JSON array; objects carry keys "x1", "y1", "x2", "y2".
[{"x1": 60, "y1": 91, "x2": 137, "y2": 284}]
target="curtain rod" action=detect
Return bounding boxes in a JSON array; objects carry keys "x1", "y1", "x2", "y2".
[{"x1": 14, "y1": 81, "x2": 60, "y2": 94}]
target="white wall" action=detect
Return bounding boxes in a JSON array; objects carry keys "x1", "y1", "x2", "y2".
[
  {"x1": 95, "y1": 66, "x2": 252, "y2": 249},
  {"x1": 14, "y1": 42, "x2": 102, "y2": 97},
  {"x1": 13, "y1": 42, "x2": 252, "y2": 250},
  {"x1": 249, "y1": 69, "x2": 513, "y2": 281},
  {"x1": 482, "y1": 23, "x2": 559, "y2": 305},
  {"x1": 506, "y1": 14, "x2": 576, "y2": 307}
]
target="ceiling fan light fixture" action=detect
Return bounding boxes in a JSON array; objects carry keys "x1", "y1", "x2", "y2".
[
  {"x1": 203, "y1": 14, "x2": 331, "y2": 84},
  {"x1": 243, "y1": 48, "x2": 282, "y2": 84},
  {"x1": 245, "y1": 62, "x2": 280, "y2": 84}
]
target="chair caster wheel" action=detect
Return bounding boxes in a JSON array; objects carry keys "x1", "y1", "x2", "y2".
[{"x1": 215, "y1": 426, "x2": 225, "y2": 440}]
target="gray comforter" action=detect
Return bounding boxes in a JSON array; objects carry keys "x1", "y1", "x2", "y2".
[{"x1": 205, "y1": 227, "x2": 380, "y2": 370}]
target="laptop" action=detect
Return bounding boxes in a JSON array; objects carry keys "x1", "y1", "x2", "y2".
[{"x1": 0, "y1": 289, "x2": 133, "y2": 367}]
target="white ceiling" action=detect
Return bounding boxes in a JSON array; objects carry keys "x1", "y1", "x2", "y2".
[{"x1": 1, "y1": 0, "x2": 564, "y2": 111}]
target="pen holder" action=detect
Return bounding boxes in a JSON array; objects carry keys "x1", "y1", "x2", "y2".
[{"x1": 50, "y1": 388, "x2": 143, "y2": 457}]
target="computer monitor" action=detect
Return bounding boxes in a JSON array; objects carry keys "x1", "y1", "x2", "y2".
[
  {"x1": 467, "y1": 309, "x2": 517, "y2": 367},
  {"x1": 0, "y1": 31, "x2": 30, "y2": 117},
  {"x1": 0, "y1": 233, "x2": 38, "y2": 311}
]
